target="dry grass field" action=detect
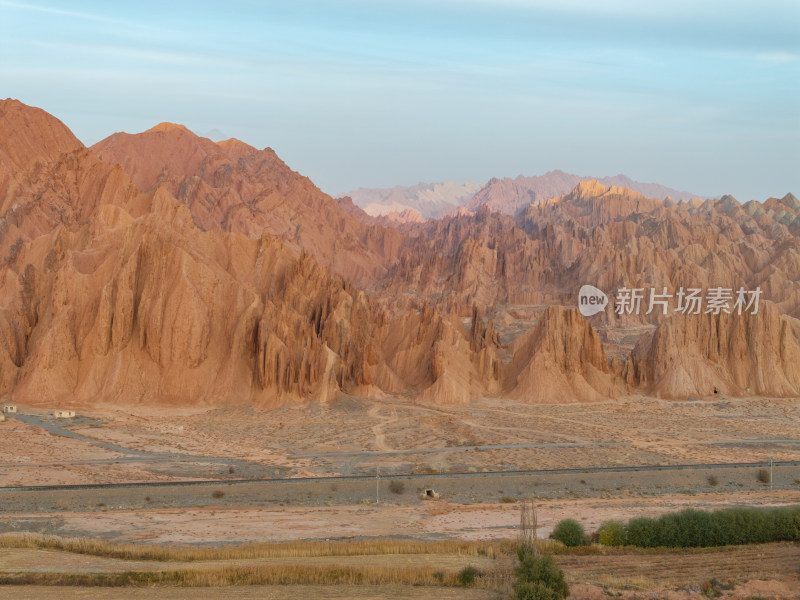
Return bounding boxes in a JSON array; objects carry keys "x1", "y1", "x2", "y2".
[{"x1": 0, "y1": 535, "x2": 797, "y2": 599}]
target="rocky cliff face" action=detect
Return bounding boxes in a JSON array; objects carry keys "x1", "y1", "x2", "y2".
[
  {"x1": 625, "y1": 302, "x2": 800, "y2": 399},
  {"x1": 507, "y1": 306, "x2": 615, "y2": 403}
]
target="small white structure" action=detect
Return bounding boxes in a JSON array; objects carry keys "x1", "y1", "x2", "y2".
[
  {"x1": 2, "y1": 405, "x2": 16, "y2": 414},
  {"x1": 421, "y1": 488, "x2": 440, "y2": 500},
  {"x1": 53, "y1": 409, "x2": 76, "y2": 419}
]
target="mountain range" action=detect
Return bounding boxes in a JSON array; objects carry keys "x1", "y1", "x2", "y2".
[
  {"x1": 342, "y1": 171, "x2": 699, "y2": 222},
  {"x1": 1, "y1": 98, "x2": 799, "y2": 409}
]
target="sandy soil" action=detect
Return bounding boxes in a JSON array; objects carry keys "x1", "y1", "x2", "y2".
[
  {"x1": 2, "y1": 395, "x2": 798, "y2": 485},
  {"x1": 1, "y1": 580, "x2": 797, "y2": 600}
]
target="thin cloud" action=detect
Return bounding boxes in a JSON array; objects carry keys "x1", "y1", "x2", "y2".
[
  {"x1": 0, "y1": 0, "x2": 122, "y2": 24},
  {"x1": 29, "y1": 39, "x2": 243, "y2": 69},
  {"x1": 756, "y1": 51, "x2": 800, "y2": 64}
]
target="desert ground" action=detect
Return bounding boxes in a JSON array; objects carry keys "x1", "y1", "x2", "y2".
[
  {"x1": 2, "y1": 394, "x2": 799, "y2": 598},
  {"x1": 2, "y1": 394, "x2": 798, "y2": 486}
]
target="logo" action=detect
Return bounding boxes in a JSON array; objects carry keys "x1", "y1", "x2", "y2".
[{"x1": 578, "y1": 285, "x2": 608, "y2": 317}]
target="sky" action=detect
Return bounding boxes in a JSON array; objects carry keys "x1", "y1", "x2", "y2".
[{"x1": 1, "y1": 0, "x2": 798, "y2": 201}]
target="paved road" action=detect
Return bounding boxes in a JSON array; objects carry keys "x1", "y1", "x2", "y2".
[{"x1": 2, "y1": 459, "x2": 799, "y2": 493}]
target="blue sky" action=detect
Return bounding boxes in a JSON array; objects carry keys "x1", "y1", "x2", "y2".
[{"x1": 1, "y1": 1, "x2": 798, "y2": 201}]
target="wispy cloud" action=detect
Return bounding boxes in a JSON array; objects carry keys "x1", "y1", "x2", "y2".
[
  {"x1": 28, "y1": 39, "x2": 242, "y2": 69},
  {"x1": 756, "y1": 51, "x2": 800, "y2": 64},
  {"x1": 0, "y1": 0, "x2": 122, "y2": 24}
]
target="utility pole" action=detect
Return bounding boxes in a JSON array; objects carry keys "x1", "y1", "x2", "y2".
[
  {"x1": 376, "y1": 466, "x2": 380, "y2": 504},
  {"x1": 770, "y1": 456, "x2": 773, "y2": 490}
]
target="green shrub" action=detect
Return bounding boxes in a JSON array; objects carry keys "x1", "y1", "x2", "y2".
[
  {"x1": 757, "y1": 468, "x2": 770, "y2": 484},
  {"x1": 597, "y1": 520, "x2": 625, "y2": 546},
  {"x1": 513, "y1": 548, "x2": 569, "y2": 600},
  {"x1": 457, "y1": 565, "x2": 481, "y2": 586},
  {"x1": 514, "y1": 581, "x2": 564, "y2": 600},
  {"x1": 707, "y1": 474, "x2": 719, "y2": 486},
  {"x1": 550, "y1": 519, "x2": 585, "y2": 547},
  {"x1": 388, "y1": 480, "x2": 405, "y2": 495},
  {"x1": 624, "y1": 517, "x2": 659, "y2": 547}
]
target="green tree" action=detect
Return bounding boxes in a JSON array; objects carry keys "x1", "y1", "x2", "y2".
[
  {"x1": 513, "y1": 547, "x2": 569, "y2": 600},
  {"x1": 597, "y1": 520, "x2": 625, "y2": 546}
]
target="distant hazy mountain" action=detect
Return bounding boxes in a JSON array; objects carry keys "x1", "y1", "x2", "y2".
[
  {"x1": 465, "y1": 170, "x2": 699, "y2": 215},
  {"x1": 197, "y1": 128, "x2": 228, "y2": 142},
  {"x1": 342, "y1": 180, "x2": 483, "y2": 219},
  {"x1": 345, "y1": 172, "x2": 699, "y2": 220}
]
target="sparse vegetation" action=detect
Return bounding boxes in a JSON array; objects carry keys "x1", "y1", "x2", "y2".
[
  {"x1": 550, "y1": 519, "x2": 586, "y2": 547},
  {"x1": 707, "y1": 474, "x2": 719, "y2": 486},
  {"x1": 701, "y1": 578, "x2": 727, "y2": 598},
  {"x1": 456, "y1": 565, "x2": 481, "y2": 586},
  {"x1": 388, "y1": 480, "x2": 405, "y2": 495},
  {"x1": 757, "y1": 468, "x2": 771, "y2": 484},
  {"x1": 211, "y1": 490, "x2": 225, "y2": 499},
  {"x1": 501, "y1": 495, "x2": 516, "y2": 503}
]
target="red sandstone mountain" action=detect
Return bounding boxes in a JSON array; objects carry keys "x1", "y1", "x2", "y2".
[
  {"x1": 0, "y1": 100, "x2": 154, "y2": 262},
  {"x1": 626, "y1": 302, "x2": 800, "y2": 398},
  {"x1": 383, "y1": 181, "x2": 800, "y2": 321},
  {"x1": 91, "y1": 125, "x2": 401, "y2": 285},
  {"x1": 507, "y1": 306, "x2": 616, "y2": 403},
  {"x1": 0, "y1": 101, "x2": 500, "y2": 407},
  {"x1": 0, "y1": 100, "x2": 797, "y2": 407}
]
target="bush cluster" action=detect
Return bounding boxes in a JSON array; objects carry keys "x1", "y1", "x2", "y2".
[
  {"x1": 513, "y1": 547, "x2": 569, "y2": 600},
  {"x1": 604, "y1": 506, "x2": 800, "y2": 549},
  {"x1": 457, "y1": 565, "x2": 481, "y2": 586}
]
